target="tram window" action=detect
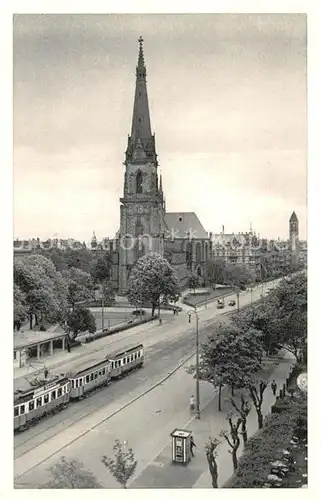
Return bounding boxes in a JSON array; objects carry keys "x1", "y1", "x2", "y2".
[
  {"x1": 137, "y1": 352, "x2": 140, "y2": 358},
  {"x1": 86, "y1": 375, "x2": 90, "y2": 383},
  {"x1": 134, "y1": 353, "x2": 137, "y2": 360},
  {"x1": 44, "y1": 394, "x2": 49, "y2": 404},
  {"x1": 127, "y1": 357, "x2": 130, "y2": 363},
  {"x1": 98, "y1": 371, "x2": 102, "y2": 376},
  {"x1": 51, "y1": 391, "x2": 56, "y2": 400},
  {"x1": 102, "y1": 368, "x2": 105, "y2": 375},
  {"x1": 14, "y1": 407, "x2": 19, "y2": 417},
  {"x1": 94, "y1": 372, "x2": 98, "y2": 379},
  {"x1": 75, "y1": 380, "x2": 78, "y2": 388},
  {"x1": 131, "y1": 355, "x2": 134, "y2": 361},
  {"x1": 71, "y1": 380, "x2": 74, "y2": 389},
  {"x1": 57, "y1": 388, "x2": 62, "y2": 397},
  {"x1": 20, "y1": 405, "x2": 25, "y2": 415},
  {"x1": 79, "y1": 379, "x2": 82, "y2": 387},
  {"x1": 28, "y1": 400, "x2": 35, "y2": 412},
  {"x1": 36, "y1": 397, "x2": 42, "y2": 408},
  {"x1": 90, "y1": 373, "x2": 94, "y2": 381}
]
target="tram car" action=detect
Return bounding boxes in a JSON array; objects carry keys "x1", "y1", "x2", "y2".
[
  {"x1": 66, "y1": 357, "x2": 112, "y2": 400},
  {"x1": 14, "y1": 374, "x2": 70, "y2": 432},
  {"x1": 13, "y1": 343, "x2": 145, "y2": 432},
  {"x1": 109, "y1": 343, "x2": 144, "y2": 379}
]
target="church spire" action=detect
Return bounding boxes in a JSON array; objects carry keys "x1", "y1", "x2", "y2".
[
  {"x1": 126, "y1": 37, "x2": 156, "y2": 164},
  {"x1": 136, "y1": 35, "x2": 146, "y2": 79}
]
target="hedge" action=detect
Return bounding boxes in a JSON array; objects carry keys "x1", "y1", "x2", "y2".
[{"x1": 226, "y1": 392, "x2": 307, "y2": 488}]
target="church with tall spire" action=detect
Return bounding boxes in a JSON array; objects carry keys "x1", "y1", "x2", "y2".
[{"x1": 108, "y1": 38, "x2": 212, "y2": 293}]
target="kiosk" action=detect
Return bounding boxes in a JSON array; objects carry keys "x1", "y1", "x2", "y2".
[{"x1": 171, "y1": 428, "x2": 192, "y2": 465}]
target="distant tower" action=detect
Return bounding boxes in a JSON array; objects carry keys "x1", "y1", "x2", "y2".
[
  {"x1": 91, "y1": 231, "x2": 98, "y2": 249},
  {"x1": 289, "y1": 211, "x2": 299, "y2": 251}
]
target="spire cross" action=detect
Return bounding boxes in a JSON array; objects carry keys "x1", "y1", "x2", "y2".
[{"x1": 138, "y1": 36, "x2": 144, "y2": 46}]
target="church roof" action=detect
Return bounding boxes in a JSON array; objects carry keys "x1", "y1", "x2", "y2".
[
  {"x1": 164, "y1": 212, "x2": 209, "y2": 239},
  {"x1": 290, "y1": 211, "x2": 298, "y2": 222}
]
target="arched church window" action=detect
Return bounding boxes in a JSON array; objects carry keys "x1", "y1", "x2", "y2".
[
  {"x1": 205, "y1": 243, "x2": 208, "y2": 262},
  {"x1": 136, "y1": 170, "x2": 143, "y2": 194},
  {"x1": 186, "y1": 242, "x2": 192, "y2": 270},
  {"x1": 196, "y1": 242, "x2": 202, "y2": 262}
]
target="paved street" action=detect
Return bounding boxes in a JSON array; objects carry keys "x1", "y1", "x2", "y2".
[{"x1": 14, "y1": 279, "x2": 282, "y2": 488}]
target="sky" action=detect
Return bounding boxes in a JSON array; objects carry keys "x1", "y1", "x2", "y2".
[{"x1": 13, "y1": 13, "x2": 307, "y2": 242}]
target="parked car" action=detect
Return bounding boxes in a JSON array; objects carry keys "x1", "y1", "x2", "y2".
[
  {"x1": 239, "y1": 284, "x2": 246, "y2": 291},
  {"x1": 217, "y1": 302, "x2": 225, "y2": 309},
  {"x1": 228, "y1": 300, "x2": 236, "y2": 306},
  {"x1": 132, "y1": 309, "x2": 145, "y2": 316}
]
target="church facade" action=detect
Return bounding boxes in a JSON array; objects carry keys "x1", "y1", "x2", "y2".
[{"x1": 107, "y1": 38, "x2": 212, "y2": 294}]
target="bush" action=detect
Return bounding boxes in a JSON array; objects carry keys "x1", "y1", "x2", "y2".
[{"x1": 226, "y1": 392, "x2": 307, "y2": 488}]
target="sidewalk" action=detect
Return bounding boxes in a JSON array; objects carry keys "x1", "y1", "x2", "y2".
[{"x1": 130, "y1": 351, "x2": 294, "y2": 489}]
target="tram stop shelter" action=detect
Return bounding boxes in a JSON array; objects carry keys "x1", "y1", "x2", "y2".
[
  {"x1": 13, "y1": 329, "x2": 68, "y2": 368},
  {"x1": 171, "y1": 429, "x2": 192, "y2": 465}
]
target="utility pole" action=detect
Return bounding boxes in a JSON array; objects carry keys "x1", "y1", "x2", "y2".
[
  {"x1": 140, "y1": 289, "x2": 143, "y2": 322},
  {"x1": 236, "y1": 289, "x2": 240, "y2": 313},
  {"x1": 188, "y1": 309, "x2": 200, "y2": 419},
  {"x1": 101, "y1": 296, "x2": 104, "y2": 331}
]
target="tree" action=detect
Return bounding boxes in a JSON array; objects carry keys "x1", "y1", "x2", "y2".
[
  {"x1": 66, "y1": 306, "x2": 96, "y2": 340},
  {"x1": 206, "y1": 258, "x2": 226, "y2": 286},
  {"x1": 230, "y1": 395, "x2": 251, "y2": 445},
  {"x1": 13, "y1": 284, "x2": 27, "y2": 330},
  {"x1": 233, "y1": 273, "x2": 307, "y2": 359},
  {"x1": 101, "y1": 439, "x2": 137, "y2": 489},
  {"x1": 187, "y1": 324, "x2": 263, "y2": 411},
  {"x1": 42, "y1": 456, "x2": 101, "y2": 488},
  {"x1": 188, "y1": 273, "x2": 199, "y2": 294},
  {"x1": 220, "y1": 416, "x2": 243, "y2": 471},
  {"x1": 90, "y1": 252, "x2": 112, "y2": 283},
  {"x1": 204, "y1": 437, "x2": 220, "y2": 488},
  {"x1": 225, "y1": 263, "x2": 256, "y2": 287},
  {"x1": 127, "y1": 253, "x2": 180, "y2": 316},
  {"x1": 13, "y1": 257, "x2": 62, "y2": 329},
  {"x1": 62, "y1": 267, "x2": 95, "y2": 309},
  {"x1": 248, "y1": 380, "x2": 267, "y2": 429}
]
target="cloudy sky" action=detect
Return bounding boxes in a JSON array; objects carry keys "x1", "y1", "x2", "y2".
[{"x1": 13, "y1": 13, "x2": 307, "y2": 242}]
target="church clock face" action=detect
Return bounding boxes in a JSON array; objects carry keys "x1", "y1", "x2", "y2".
[{"x1": 136, "y1": 204, "x2": 144, "y2": 214}]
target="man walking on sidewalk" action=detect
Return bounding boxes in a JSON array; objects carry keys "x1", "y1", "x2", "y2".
[{"x1": 271, "y1": 379, "x2": 277, "y2": 396}]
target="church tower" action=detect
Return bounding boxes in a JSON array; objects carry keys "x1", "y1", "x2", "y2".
[
  {"x1": 118, "y1": 37, "x2": 166, "y2": 293},
  {"x1": 289, "y1": 211, "x2": 299, "y2": 251}
]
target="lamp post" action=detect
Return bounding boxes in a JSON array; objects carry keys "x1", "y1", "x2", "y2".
[
  {"x1": 101, "y1": 296, "x2": 104, "y2": 331},
  {"x1": 188, "y1": 308, "x2": 200, "y2": 419}
]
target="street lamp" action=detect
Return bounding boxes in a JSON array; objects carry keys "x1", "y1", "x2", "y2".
[
  {"x1": 188, "y1": 308, "x2": 200, "y2": 419},
  {"x1": 101, "y1": 296, "x2": 104, "y2": 331}
]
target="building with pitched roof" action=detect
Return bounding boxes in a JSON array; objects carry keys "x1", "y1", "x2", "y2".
[{"x1": 107, "y1": 38, "x2": 212, "y2": 293}]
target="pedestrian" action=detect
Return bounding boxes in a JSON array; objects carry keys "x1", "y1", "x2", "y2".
[
  {"x1": 159, "y1": 317, "x2": 162, "y2": 325},
  {"x1": 190, "y1": 395, "x2": 196, "y2": 412},
  {"x1": 271, "y1": 379, "x2": 277, "y2": 396},
  {"x1": 190, "y1": 435, "x2": 196, "y2": 457},
  {"x1": 44, "y1": 367, "x2": 49, "y2": 378}
]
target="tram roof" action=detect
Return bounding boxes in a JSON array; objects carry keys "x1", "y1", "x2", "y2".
[{"x1": 107, "y1": 343, "x2": 143, "y2": 360}]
